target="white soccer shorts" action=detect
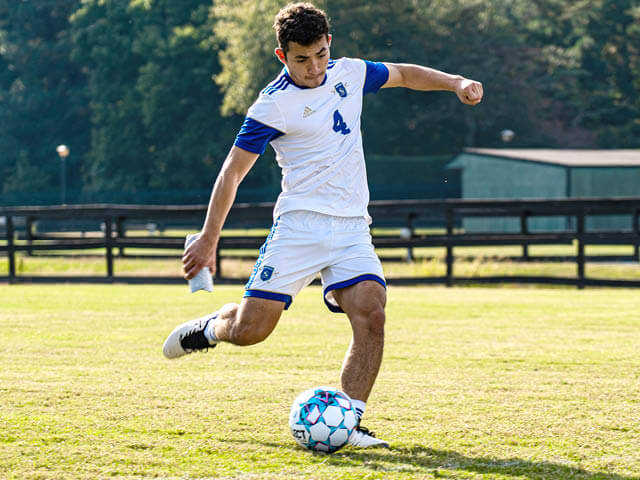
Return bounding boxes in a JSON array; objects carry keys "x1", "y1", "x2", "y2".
[{"x1": 244, "y1": 210, "x2": 385, "y2": 312}]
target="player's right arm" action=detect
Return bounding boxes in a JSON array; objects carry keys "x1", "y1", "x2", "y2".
[
  {"x1": 183, "y1": 88, "x2": 285, "y2": 280},
  {"x1": 182, "y1": 146, "x2": 259, "y2": 280}
]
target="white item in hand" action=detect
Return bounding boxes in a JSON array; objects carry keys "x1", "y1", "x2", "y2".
[{"x1": 185, "y1": 233, "x2": 214, "y2": 293}]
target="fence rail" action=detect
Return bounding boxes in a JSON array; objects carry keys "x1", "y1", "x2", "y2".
[{"x1": 2, "y1": 198, "x2": 639, "y2": 287}]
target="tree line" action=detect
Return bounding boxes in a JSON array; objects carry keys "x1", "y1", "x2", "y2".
[{"x1": 1, "y1": 0, "x2": 638, "y2": 204}]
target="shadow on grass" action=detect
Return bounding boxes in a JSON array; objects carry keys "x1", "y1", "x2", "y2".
[
  {"x1": 337, "y1": 445, "x2": 639, "y2": 480},
  {"x1": 233, "y1": 440, "x2": 638, "y2": 480}
]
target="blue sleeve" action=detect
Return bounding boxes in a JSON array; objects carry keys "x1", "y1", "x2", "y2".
[
  {"x1": 363, "y1": 60, "x2": 389, "y2": 95},
  {"x1": 234, "y1": 117, "x2": 285, "y2": 154}
]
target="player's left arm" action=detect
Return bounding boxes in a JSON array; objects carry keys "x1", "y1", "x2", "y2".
[{"x1": 382, "y1": 63, "x2": 483, "y2": 106}]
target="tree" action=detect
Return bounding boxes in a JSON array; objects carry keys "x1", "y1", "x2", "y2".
[
  {"x1": 69, "y1": 0, "x2": 244, "y2": 201},
  {"x1": 3, "y1": 0, "x2": 636, "y2": 206},
  {"x1": 71, "y1": 0, "x2": 154, "y2": 194},
  {"x1": 577, "y1": 0, "x2": 640, "y2": 146},
  {"x1": 132, "y1": 0, "x2": 239, "y2": 191},
  {"x1": 0, "y1": 0, "x2": 89, "y2": 203}
]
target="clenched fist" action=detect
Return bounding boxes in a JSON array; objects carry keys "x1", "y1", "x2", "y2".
[{"x1": 455, "y1": 78, "x2": 483, "y2": 106}]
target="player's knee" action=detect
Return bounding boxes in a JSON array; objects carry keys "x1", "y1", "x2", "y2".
[
  {"x1": 367, "y1": 307, "x2": 386, "y2": 337},
  {"x1": 219, "y1": 302, "x2": 239, "y2": 318},
  {"x1": 352, "y1": 305, "x2": 385, "y2": 339}
]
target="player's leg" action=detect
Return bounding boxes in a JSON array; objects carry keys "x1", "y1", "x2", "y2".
[
  {"x1": 164, "y1": 211, "x2": 324, "y2": 359},
  {"x1": 320, "y1": 213, "x2": 389, "y2": 447},
  {"x1": 331, "y1": 280, "x2": 386, "y2": 404},
  {"x1": 162, "y1": 297, "x2": 284, "y2": 358},
  {"x1": 331, "y1": 279, "x2": 389, "y2": 448}
]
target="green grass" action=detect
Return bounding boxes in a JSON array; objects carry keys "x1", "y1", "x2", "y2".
[
  {"x1": 1, "y1": 285, "x2": 639, "y2": 479},
  {"x1": 3, "y1": 250, "x2": 640, "y2": 281}
]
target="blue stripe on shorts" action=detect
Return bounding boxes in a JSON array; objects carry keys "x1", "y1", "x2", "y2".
[{"x1": 244, "y1": 289, "x2": 293, "y2": 309}]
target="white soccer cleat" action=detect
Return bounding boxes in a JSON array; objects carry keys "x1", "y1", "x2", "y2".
[
  {"x1": 162, "y1": 315, "x2": 217, "y2": 359},
  {"x1": 347, "y1": 426, "x2": 390, "y2": 448}
]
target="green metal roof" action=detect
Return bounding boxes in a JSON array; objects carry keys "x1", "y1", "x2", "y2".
[{"x1": 463, "y1": 148, "x2": 640, "y2": 167}]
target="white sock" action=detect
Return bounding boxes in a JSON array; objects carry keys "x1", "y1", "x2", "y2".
[
  {"x1": 203, "y1": 314, "x2": 220, "y2": 345},
  {"x1": 351, "y1": 399, "x2": 366, "y2": 421}
]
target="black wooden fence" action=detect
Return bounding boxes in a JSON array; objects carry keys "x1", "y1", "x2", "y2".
[{"x1": 1, "y1": 198, "x2": 639, "y2": 287}]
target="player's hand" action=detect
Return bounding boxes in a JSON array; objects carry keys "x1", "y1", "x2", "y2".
[
  {"x1": 455, "y1": 78, "x2": 483, "y2": 106},
  {"x1": 182, "y1": 234, "x2": 217, "y2": 280}
]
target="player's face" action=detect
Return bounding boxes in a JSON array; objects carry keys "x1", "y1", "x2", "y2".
[{"x1": 276, "y1": 35, "x2": 331, "y2": 88}]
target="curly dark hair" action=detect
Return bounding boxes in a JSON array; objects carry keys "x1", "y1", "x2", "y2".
[{"x1": 273, "y1": 3, "x2": 330, "y2": 54}]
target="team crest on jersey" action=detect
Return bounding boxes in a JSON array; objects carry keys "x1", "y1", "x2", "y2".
[
  {"x1": 334, "y1": 82, "x2": 347, "y2": 97},
  {"x1": 260, "y1": 266, "x2": 274, "y2": 281}
]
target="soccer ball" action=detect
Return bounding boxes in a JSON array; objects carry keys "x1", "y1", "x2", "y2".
[{"x1": 289, "y1": 386, "x2": 358, "y2": 453}]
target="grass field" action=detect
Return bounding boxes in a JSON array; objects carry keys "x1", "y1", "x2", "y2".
[{"x1": 1, "y1": 284, "x2": 639, "y2": 479}]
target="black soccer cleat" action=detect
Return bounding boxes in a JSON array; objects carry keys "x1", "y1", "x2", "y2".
[{"x1": 162, "y1": 315, "x2": 217, "y2": 359}]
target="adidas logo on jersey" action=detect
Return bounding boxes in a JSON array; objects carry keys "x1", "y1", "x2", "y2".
[{"x1": 303, "y1": 106, "x2": 315, "y2": 118}]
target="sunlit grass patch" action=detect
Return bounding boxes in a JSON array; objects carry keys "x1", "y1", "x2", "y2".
[{"x1": 0, "y1": 285, "x2": 638, "y2": 479}]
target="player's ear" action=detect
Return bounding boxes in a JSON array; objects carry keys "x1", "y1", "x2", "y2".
[
  {"x1": 275, "y1": 47, "x2": 286, "y2": 64},
  {"x1": 327, "y1": 34, "x2": 332, "y2": 47}
]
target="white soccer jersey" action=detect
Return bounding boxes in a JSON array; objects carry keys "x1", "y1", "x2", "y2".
[{"x1": 234, "y1": 57, "x2": 389, "y2": 221}]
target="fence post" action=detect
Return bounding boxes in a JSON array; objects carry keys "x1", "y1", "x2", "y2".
[
  {"x1": 26, "y1": 216, "x2": 34, "y2": 256},
  {"x1": 117, "y1": 216, "x2": 125, "y2": 257},
  {"x1": 7, "y1": 215, "x2": 16, "y2": 283},
  {"x1": 105, "y1": 216, "x2": 114, "y2": 280},
  {"x1": 634, "y1": 208, "x2": 639, "y2": 263},
  {"x1": 446, "y1": 207, "x2": 454, "y2": 287},
  {"x1": 576, "y1": 210, "x2": 585, "y2": 289},
  {"x1": 521, "y1": 210, "x2": 529, "y2": 261}
]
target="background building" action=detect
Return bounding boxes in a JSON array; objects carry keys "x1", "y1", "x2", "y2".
[{"x1": 448, "y1": 149, "x2": 640, "y2": 232}]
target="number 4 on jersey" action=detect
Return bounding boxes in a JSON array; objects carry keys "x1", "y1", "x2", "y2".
[{"x1": 332, "y1": 110, "x2": 351, "y2": 135}]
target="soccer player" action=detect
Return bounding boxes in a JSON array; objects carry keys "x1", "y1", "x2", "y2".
[{"x1": 163, "y1": 2, "x2": 483, "y2": 448}]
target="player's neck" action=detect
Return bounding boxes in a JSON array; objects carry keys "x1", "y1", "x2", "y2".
[{"x1": 283, "y1": 66, "x2": 327, "y2": 90}]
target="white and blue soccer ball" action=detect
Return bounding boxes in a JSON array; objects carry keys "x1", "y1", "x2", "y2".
[{"x1": 289, "y1": 386, "x2": 358, "y2": 453}]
